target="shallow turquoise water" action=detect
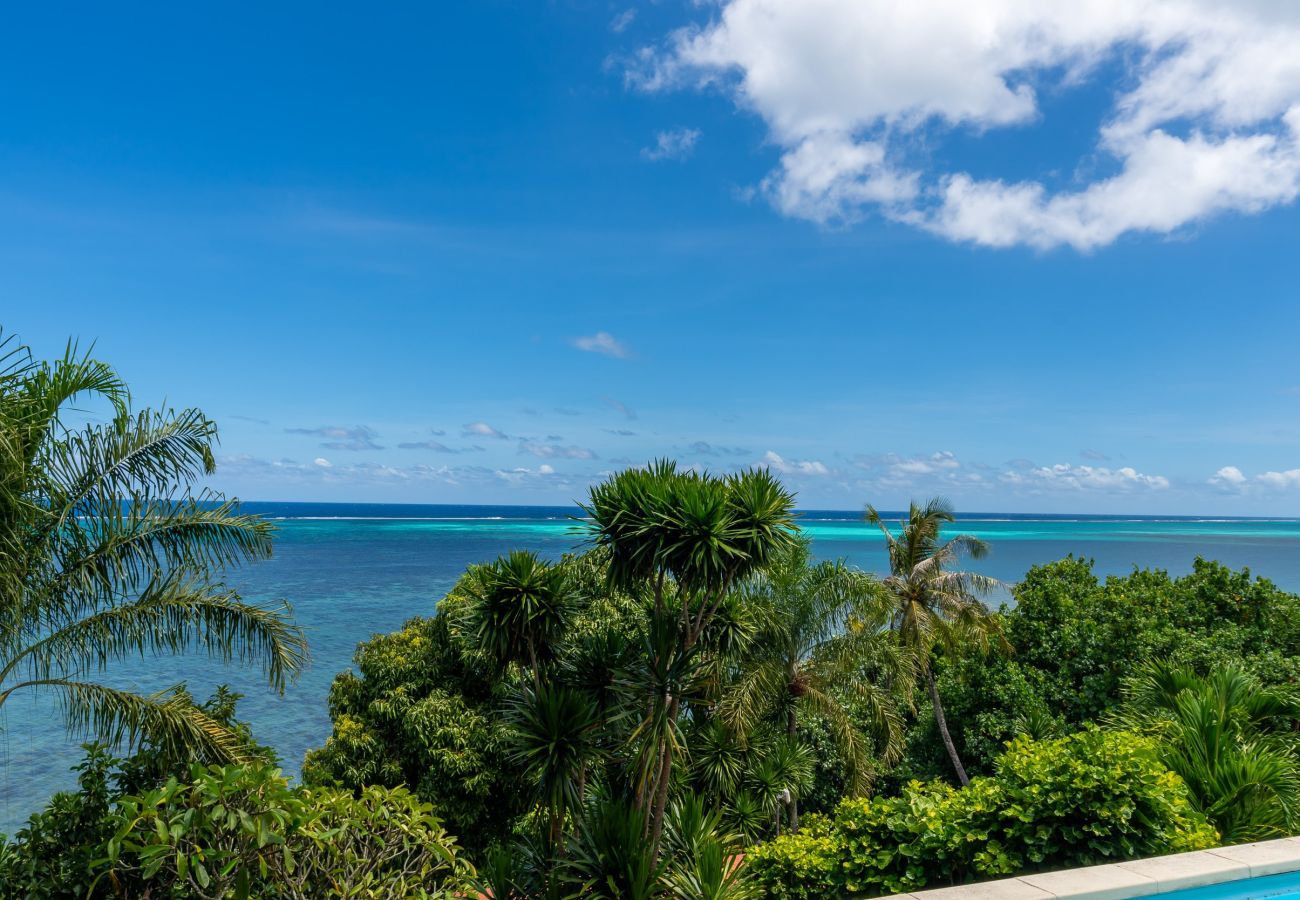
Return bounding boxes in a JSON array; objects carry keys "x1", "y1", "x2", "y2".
[{"x1": 5, "y1": 505, "x2": 1300, "y2": 834}]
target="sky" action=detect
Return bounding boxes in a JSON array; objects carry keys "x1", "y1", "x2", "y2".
[{"x1": 3, "y1": 0, "x2": 1300, "y2": 514}]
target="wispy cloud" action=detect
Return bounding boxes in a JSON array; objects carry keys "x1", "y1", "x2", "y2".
[
  {"x1": 229, "y1": 414, "x2": 270, "y2": 425},
  {"x1": 396, "y1": 440, "x2": 483, "y2": 453},
  {"x1": 463, "y1": 421, "x2": 510, "y2": 439},
  {"x1": 610, "y1": 8, "x2": 636, "y2": 33},
  {"x1": 689, "y1": 441, "x2": 750, "y2": 457},
  {"x1": 1080, "y1": 449, "x2": 1110, "y2": 461},
  {"x1": 642, "y1": 127, "x2": 701, "y2": 162},
  {"x1": 1001, "y1": 463, "x2": 1170, "y2": 492},
  {"x1": 604, "y1": 397, "x2": 637, "y2": 420},
  {"x1": 605, "y1": 428, "x2": 638, "y2": 437},
  {"x1": 572, "y1": 331, "x2": 631, "y2": 358},
  {"x1": 285, "y1": 425, "x2": 382, "y2": 451},
  {"x1": 519, "y1": 441, "x2": 597, "y2": 460}
]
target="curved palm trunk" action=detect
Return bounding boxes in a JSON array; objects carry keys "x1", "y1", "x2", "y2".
[{"x1": 927, "y1": 666, "x2": 969, "y2": 786}]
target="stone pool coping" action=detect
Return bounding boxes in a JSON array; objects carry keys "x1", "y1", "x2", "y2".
[{"x1": 901, "y1": 837, "x2": 1300, "y2": 899}]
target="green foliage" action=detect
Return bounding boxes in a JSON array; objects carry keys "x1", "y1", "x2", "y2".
[
  {"x1": 1110, "y1": 662, "x2": 1300, "y2": 844},
  {"x1": 302, "y1": 599, "x2": 524, "y2": 855},
  {"x1": 747, "y1": 729, "x2": 1217, "y2": 898},
  {"x1": 896, "y1": 557, "x2": 1300, "y2": 781},
  {"x1": 1007, "y1": 557, "x2": 1300, "y2": 723},
  {"x1": 0, "y1": 330, "x2": 306, "y2": 764},
  {"x1": 99, "y1": 763, "x2": 471, "y2": 898}
]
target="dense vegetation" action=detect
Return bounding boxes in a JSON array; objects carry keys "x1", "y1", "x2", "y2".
[{"x1": 5, "y1": 330, "x2": 1300, "y2": 898}]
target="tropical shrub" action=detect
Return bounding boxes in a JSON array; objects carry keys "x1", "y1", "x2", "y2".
[
  {"x1": 302, "y1": 596, "x2": 525, "y2": 854},
  {"x1": 746, "y1": 729, "x2": 1217, "y2": 898},
  {"x1": 1109, "y1": 662, "x2": 1300, "y2": 844},
  {"x1": 895, "y1": 557, "x2": 1300, "y2": 782},
  {"x1": 98, "y1": 763, "x2": 471, "y2": 898},
  {"x1": 0, "y1": 687, "x2": 275, "y2": 899}
]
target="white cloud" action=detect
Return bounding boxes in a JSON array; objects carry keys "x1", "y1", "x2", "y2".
[
  {"x1": 762, "y1": 450, "x2": 830, "y2": 476},
  {"x1": 572, "y1": 331, "x2": 631, "y2": 358},
  {"x1": 1209, "y1": 465, "x2": 1247, "y2": 488},
  {"x1": 1001, "y1": 462, "x2": 1170, "y2": 491},
  {"x1": 642, "y1": 127, "x2": 702, "y2": 162},
  {"x1": 494, "y1": 464, "x2": 561, "y2": 484},
  {"x1": 1258, "y1": 468, "x2": 1300, "y2": 489},
  {"x1": 638, "y1": 0, "x2": 1300, "y2": 250},
  {"x1": 463, "y1": 421, "x2": 509, "y2": 439},
  {"x1": 313, "y1": 457, "x2": 332, "y2": 468}
]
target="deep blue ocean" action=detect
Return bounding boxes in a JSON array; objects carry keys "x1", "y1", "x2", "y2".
[{"x1": 5, "y1": 502, "x2": 1300, "y2": 834}]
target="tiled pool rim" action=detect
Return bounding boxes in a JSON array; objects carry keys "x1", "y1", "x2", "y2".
[{"x1": 902, "y1": 838, "x2": 1300, "y2": 899}]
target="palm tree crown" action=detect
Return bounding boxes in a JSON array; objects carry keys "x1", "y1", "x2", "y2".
[
  {"x1": 868, "y1": 497, "x2": 1004, "y2": 785},
  {"x1": 724, "y1": 537, "x2": 909, "y2": 828},
  {"x1": 0, "y1": 332, "x2": 307, "y2": 763}
]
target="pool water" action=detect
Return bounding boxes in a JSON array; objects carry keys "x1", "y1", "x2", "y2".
[{"x1": 1166, "y1": 872, "x2": 1300, "y2": 899}]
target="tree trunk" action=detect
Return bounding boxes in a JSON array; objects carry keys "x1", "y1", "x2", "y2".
[
  {"x1": 648, "y1": 696, "x2": 679, "y2": 852},
  {"x1": 786, "y1": 706, "x2": 800, "y2": 832},
  {"x1": 927, "y1": 666, "x2": 969, "y2": 786}
]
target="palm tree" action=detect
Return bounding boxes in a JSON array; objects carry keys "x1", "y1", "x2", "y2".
[
  {"x1": 867, "y1": 498, "x2": 1003, "y2": 786},
  {"x1": 722, "y1": 537, "x2": 909, "y2": 829},
  {"x1": 582, "y1": 460, "x2": 797, "y2": 853},
  {"x1": 466, "y1": 549, "x2": 573, "y2": 688},
  {"x1": 508, "y1": 682, "x2": 602, "y2": 850},
  {"x1": 0, "y1": 332, "x2": 307, "y2": 762},
  {"x1": 1110, "y1": 662, "x2": 1300, "y2": 844}
]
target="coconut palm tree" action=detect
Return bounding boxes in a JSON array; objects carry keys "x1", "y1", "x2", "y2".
[
  {"x1": 1110, "y1": 662, "x2": 1300, "y2": 844},
  {"x1": 867, "y1": 498, "x2": 1003, "y2": 786},
  {"x1": 722, "y1": 537, "x2": 910, "y2": 829},
  {"x1": 0, "y1": 331, "x2": 306, "y2": 762},
  {"x1": 581, "y1": 460, "x2": 797, "y2": 853}
]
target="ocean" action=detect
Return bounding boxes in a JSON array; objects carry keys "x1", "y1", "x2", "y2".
[{"x1": 4, "y1": 502, "x2": 1300, "y2": 834}]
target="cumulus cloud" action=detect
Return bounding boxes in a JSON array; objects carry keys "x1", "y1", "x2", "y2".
[
  {"x1": 762, "y1": 450, "x2": 830, "y2": 476},
  {"x1": 1001, "y1": 462, "x2": 1170, "y2": 491},
  {"x1": 463, "y1": 421, "x2": 510, "y2": 439},
  {"x1": 313, "y1": 457, "x2": 331, "y2": 468},
  {"x1": 1207, "y1": 465, "x2": 1300, "y2": 491},
  {"x1": 1208, "y1": 465, "x2": 1248, "y2": 489},
  {"x1": 494, "y1": 464, "x2": 564, "y2": 485},
  {"x1": 636, "y1": 0, "x2": 1300, "y2": 250},
  {"x1": 1258, "y1": 469, "x2": 1300, "y2": 489},
  {"x1": 573, "y1": 331, "x2": 631, "y2": 358},
  {"x1": 519, "y1": 441, "x2": 598, "y2": 460},
  {"x1": 642, "y1": 127, "x2": 702, "y2": 161},
  {"x1": 285, "y1": 425, "x2": 382, "y2": 451}
]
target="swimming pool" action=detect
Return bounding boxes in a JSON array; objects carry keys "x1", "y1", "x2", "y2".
[
  {"x1": 1166, "y1": 871, "x2": 1300, "y2": 900},
  {"x1": 905, "y1": 838, "x2": 1300, "y2": 899}
]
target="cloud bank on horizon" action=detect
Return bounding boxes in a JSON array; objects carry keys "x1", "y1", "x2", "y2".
[{"x1": 634, "y1": 0, "x2": 1300, "y2": 250}]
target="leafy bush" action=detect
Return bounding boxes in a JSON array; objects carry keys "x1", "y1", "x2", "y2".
[
  {"x1": 746, "y1": 729, "x2": 1217, "y2": 898},
  {"x1": 99, "y1": 763, "x2": 471, "y2": 898},
  {"x1": 302, "y1": 598, "x2": 525, "y2": 855}
]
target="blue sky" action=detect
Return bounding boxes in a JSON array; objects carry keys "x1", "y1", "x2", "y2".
[{"x1": 4, "y1": 1, "x2": 1300, "y2": 513}]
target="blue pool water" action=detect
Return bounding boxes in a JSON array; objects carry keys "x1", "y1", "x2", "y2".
[
  {"x1": 1165, "y1": 871, "x2": 1300, "y2": 899},
  {"x1": 5, "y1": 504, "x2": 1300, "y2": 834}
]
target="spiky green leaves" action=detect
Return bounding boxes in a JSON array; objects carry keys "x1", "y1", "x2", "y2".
[{"x1": 581, "y1": 460, "x2": 798, "y2": 601}]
